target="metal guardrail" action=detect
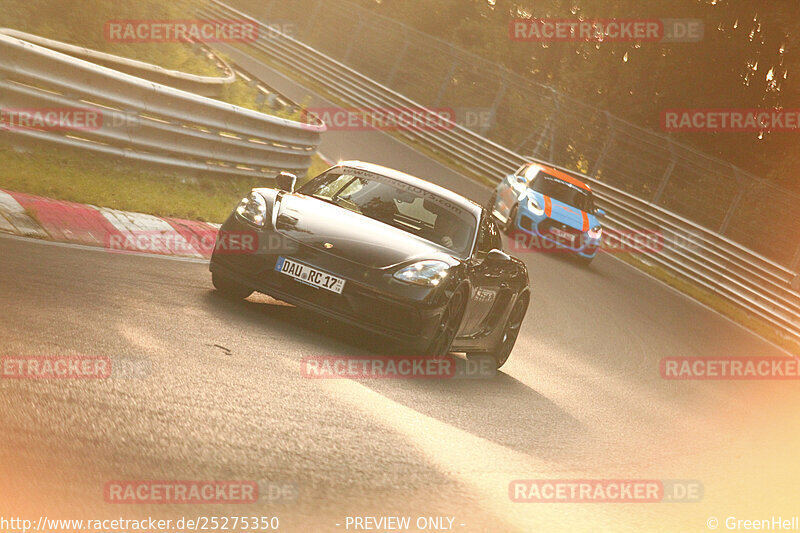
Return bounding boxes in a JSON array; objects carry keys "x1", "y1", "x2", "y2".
[
  {"x1": 205, "y1": 0, "x2": 800, "y2": 341},
  {"x1": 229, "y1": 63, "x2": 303, "y2": 119},
  {"x1": 0, "y1": 31, "x2": 326, "y2": 179},
  {"x1": 223, "y1": 0, "x2": 800, "y2": 272},
  {"x1": 0, "y1": 29, "x2": 237, "y2": 97}
]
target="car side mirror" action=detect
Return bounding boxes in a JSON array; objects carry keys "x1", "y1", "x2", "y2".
[
  {"x1": 276, "y1": 172, "x2": 297, "y2": 192},
  {"x1": 595, "y1": 208, "x2": 606, "y2": 218},
  {"x1": 485, "y1": 249, "x2": 512, "y2": 264}
]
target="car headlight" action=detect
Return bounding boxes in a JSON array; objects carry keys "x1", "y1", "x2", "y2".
[
  {"x1": 526, "y1": 196, "x2": 545, "y2": 216},
  {"x1": 235, "y1": 192, "x2": 268, "y2": 227},
  {"x1": 588, "y1": 225, "x2": 603, "y2": 239},
  {"x1": 393, "y1": 260, "x2": 449, "y2": 287}
]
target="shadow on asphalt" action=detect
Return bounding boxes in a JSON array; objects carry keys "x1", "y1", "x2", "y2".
[{"x1": 203, "y1": 289, "x2": 588, "y2": 465}]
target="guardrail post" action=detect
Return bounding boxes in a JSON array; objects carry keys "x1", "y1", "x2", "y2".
[
  {"x1": 433, "y1": 45, "x2": 459, "y2": 107},
  {"x1": 791, "y1": 246, "x2": 800, "y2": 273},
  {"x1": 548, "y1": 89, "x2": 560, "y2": 163},
  {"x1": 386, "y1": 29, "x2": 410, "y2": 88},
  {"x1": 718, "y1": 167, "x2": 747, "y2": 235},
  {"x1": 718, "y1": 186, "x2": 745, "y2": 236},
  {"x1": 590, "y1": 111, "x2": 614, "y2": 177},
  {"x1": 482, "y1": 73, "x2": 507, "y2": 137},
  {"x1": 343, "y1": 14, "x2": 365, "y2": 64},
  {"x1": 652, "y1": 144, "x2": 677, "y2": 205},
  {"x1": 521, "y1": 116, "x2": 553, "y2": 159},
  {"x1": 304, "y1": 0, "x2": 324, "y2": 40},
  {"x1": 258, "y1": 1, "x2": 273, "y2": 22},
  {"x1": 514, "y1": 115, "x2": 547, "y2": 155}
]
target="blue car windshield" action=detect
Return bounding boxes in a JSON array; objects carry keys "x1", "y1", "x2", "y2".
[{"x1": 530, "y1": 174, "x2": 594, "y2": 213}]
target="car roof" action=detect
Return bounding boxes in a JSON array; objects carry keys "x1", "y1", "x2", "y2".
[
  {"x1": 528, "y1": 163, "x2": 592, "y2": 192},
  {"x1": 335, "y1": 160, "x2": 484, "y2": 218}
]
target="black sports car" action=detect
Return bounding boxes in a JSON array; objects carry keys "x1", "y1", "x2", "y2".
[{"x1": 209, "y1": 161, "x2": 530, "y2": 368}]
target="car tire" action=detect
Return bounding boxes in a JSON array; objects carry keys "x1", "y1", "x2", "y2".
[
  {"x1": 422, "y1": 289, "x2": 467, "y2": 357},
  {"x1": 470, "y1": 294, "x2": 528, "y2": 369},
  {"x1": 577, "y1": 255, "x2": 595, "y2": 266},
  {"x1": 212, "y1": 272, "x2": 253, "y2": 300},
  {"x1": 503, "y1": 204, "x2": 518, "y2": 233}
]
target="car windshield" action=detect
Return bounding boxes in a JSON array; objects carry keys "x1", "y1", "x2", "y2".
[
  {"x1": 298, "y1": 168, "x2": 478, "y2": 257},
  {"x1": 530, "y1": 174, "x2": 594, "y2": 213}
]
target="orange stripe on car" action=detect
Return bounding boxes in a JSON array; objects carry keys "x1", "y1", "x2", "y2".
[
  {"x1": 582, "y1": 212, "x2": 590, "y2": 232},
  {"x1": 544, "y1": 196, "x2": 552, "y2": 217},
  {"x1": 539, "y1": 164, "x2": 592, "y2": 192}
]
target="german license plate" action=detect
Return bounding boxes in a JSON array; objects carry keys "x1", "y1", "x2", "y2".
[
  {"x1": 550, "y1": 228, "x2": 575, "y2": 243},
  {"x1": 275, "y1": 257, "x2": 345, "y2": 294}
]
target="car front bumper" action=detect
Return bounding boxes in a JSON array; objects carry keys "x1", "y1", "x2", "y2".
[
  {"x1": 209, "y1": 216, "x2": 450, "y2": 352},
  {"x1": 513, "y1": 210, "x2": 601, "y2": 258}
]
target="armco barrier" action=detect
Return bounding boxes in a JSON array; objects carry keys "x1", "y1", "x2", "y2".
[
  {"x1": 203, "y1": 0, "x2": 800, "y2": 341},
  {"x1": 0, "y1": 29, "x2": 237, "y2": 97},
  {"x1": 0, "y1": 31, "x2": 325, "y2": 179}
]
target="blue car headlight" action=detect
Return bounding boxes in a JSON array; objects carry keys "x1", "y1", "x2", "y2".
[
  {"x1": 526, "y1": 196, "x2": 545, "y2": 216},
  {"x1": 588, "y1": 225, "x2": 603, "y2": 240},
  {"x1": 394, "y1": 260, "x2": 449, "y2": 287},
  {"x1": 235, "y1": 192, "x2": 268, "y2": 227}
]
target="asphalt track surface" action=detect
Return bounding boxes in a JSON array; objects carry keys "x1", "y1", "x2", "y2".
[{"x1": 1, "y1": 46, "x2": 800, "y2": 533}]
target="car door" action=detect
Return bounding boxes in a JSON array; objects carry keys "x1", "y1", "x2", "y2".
[{"x1": 457, "y1": 214, "x2": 510, "y2": 337}]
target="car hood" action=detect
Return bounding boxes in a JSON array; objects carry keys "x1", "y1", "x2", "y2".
[
  {"x1": 528, "y1": 191, "x2": 598, "y2": 231},
  {"x1": 274, "y1": 194, "x2": 458, "y2": 268}
]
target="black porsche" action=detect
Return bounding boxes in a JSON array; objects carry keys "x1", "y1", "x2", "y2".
[{"x1": 209, "y1": 161, "x2": 530, "y2": 368}]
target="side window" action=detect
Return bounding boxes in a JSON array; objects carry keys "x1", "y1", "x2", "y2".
[
  {"x1": 477, "y1": 216, "x2": 502, "y2": 255},
  {"x1": 488, "y1": 217, "x2": 503, "y2": 251}
]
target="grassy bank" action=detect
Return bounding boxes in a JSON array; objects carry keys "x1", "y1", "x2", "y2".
[{"x1": 0, "y1": 145, "x2": 329, "y2": 223}]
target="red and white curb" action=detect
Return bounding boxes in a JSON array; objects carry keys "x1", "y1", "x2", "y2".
[{"x1": 0, "y1": 190, "x2": 221, "y2": 259}]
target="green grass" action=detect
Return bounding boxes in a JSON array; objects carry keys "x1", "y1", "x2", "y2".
[{"x1": 0, "y1": 145, "x2": 329, "y2": 223}]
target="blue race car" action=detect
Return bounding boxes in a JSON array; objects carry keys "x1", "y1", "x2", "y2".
[{"x1": 489, "y1": 163, "x2": 606, "y2": 264}]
